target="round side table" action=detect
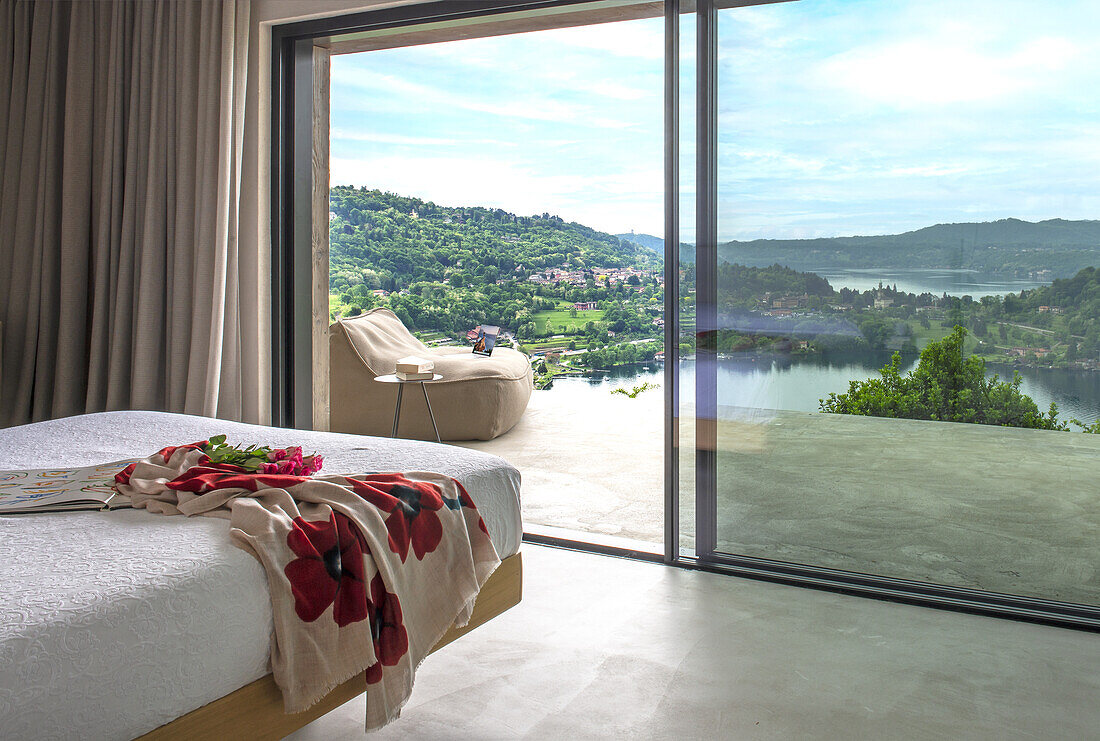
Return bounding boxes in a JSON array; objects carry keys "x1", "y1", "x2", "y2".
[{"x1": 373, "y1": 373, "x2": 444, "y2": 443}]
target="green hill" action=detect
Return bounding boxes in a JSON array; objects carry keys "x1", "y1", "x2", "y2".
[
  {"x1": 718, "y1": 218, "x2": 1100, "y2": 277},
  {"x1": 328, "y1": 188, "x2": 662, "y2": 333},
  {"x1": 1003, "y1": 266, "x2": 1100, "y2": 336},
  {"x1": 615, "y1": 232, "x2": 663, "y2": 253},
  {"x1": 616, "y1": 233, "x2": 702, "y2": 263},
  {"x1": 331, "y1": 188, "x2": 659, "y2": 290}
]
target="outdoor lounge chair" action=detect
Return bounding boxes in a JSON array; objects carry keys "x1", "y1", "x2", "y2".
[{"x1": 329, "y1": 308, "x2": 534, "y2": 441}]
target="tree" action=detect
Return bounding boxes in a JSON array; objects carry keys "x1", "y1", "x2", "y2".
[
  {"x1": 858, "y1": 315, "x2": 893, "y2": 349},
  {"x1": 820, "y1": 326, "x2": 1068, "y2": 431}
]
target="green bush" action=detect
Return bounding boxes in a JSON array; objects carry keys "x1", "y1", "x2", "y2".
[{"x1": 820, "y1": 326, "x2": 1067, "y2": 431}]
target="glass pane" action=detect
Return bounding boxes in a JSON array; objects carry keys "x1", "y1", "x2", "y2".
[
  {"x1": 714, "y1": 0, "x2": 1100, "y2": 605},
  {"x1": 678, "y1": 10, "x2": 697, "y2": 555},
  {"x1": 328, "y1": 9, "x2": 667, "y2": 552}
]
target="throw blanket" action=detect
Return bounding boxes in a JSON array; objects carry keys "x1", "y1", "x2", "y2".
[{"x1": 113, "y1": 442, "x2": 500, "y2": 731}]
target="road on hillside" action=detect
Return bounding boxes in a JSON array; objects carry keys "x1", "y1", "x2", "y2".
[{"x1": 997, "y1": 321, "x2": 1084, "y2": 340}]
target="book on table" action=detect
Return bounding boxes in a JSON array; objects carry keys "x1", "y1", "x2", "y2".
[
  {"x1": 395, "y1": 355, "x2": 435, "y2": 375},
  {"x1": 0, "y1": 460, "x2": 136, "y2": 514},
  {"x1": 396, "y1": 370, "x2": 436, "y2": 381}
]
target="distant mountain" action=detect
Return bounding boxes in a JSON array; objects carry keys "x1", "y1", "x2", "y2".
[
  {"x1": 616, "y1": 233, "x2": 664, "y2": 253},
  {"x1": 616, "y1": 233, "x2": 700, "y2": 263},
  {"x1": 717, "y1": 218, "x2": 1100, "y2": 277}
]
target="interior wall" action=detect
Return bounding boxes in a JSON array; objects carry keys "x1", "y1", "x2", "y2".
[{"x1": 240, "y1": 0, "x2": 420, "y2": 424}]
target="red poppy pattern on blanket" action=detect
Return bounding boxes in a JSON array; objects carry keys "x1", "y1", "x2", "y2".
[
  {"x1": 112, "y1": 442, "x2": 500, "y2": 732},
  {"x1": 284, "y1": 512, "x2": 371, "y2": 626},
  {"x1": 347, "y1": 474, "x2": 446, "y2": 562},
  {"x1": 364, "y1": 572, "x2": 409, "y2": 685}
]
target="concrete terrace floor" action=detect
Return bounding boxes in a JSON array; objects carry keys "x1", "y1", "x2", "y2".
[
  {"x1": 456, "y1": 386, "x2": 668, "y2": 544},
  {"x1": 457, "y1": 388, "x2": 1100, "y2": 606},
  {"x1": 292, "y1": 544, "x2": 1100, "y2": 740}
]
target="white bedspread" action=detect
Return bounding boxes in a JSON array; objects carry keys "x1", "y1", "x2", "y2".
[{"x1": 0, "y1": 411, "x2": 522, "y2": 740}]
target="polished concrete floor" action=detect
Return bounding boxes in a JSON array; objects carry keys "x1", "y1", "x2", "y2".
[{"x1": 290, "y1": 544, "x2": 1100, "y2": 740}]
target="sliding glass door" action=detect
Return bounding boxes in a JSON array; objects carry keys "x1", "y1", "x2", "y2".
[
  {"x1": 693, "y1": 0, "x2": 1100, "y2": 619},
  {"x1": 324, "y1": 1, "x2": 671, "y2": 553},
  {"x1": 273, "y1": 0, "x2": 1100, "y2": 627}
]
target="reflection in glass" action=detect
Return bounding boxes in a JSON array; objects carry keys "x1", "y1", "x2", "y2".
[{"x1": 712, "y1": 0, "x2": 1100, "y2": 606}]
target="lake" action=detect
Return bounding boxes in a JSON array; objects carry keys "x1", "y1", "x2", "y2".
[
  {"x1": 814, "y1": 267, "x2": 1048, "y2": 297},
  {"x1": 552, "y1": 354, "x2": 1100, "y2": 430},
  {"x1": 550, "y1": 267, "x2": 1100, "y2": 429}
]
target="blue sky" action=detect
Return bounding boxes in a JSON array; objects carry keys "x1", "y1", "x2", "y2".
[{"x1": 331, "y1": 0, "x2": 1100, "y2": 242}]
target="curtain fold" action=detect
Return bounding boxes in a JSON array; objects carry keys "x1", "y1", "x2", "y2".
[{"x1": 0, "y1": 0, "x2": 254, "y2": 428}]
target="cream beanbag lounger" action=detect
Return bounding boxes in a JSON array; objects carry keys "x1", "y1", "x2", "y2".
[{"x1": 329, "y1": 309, "x2": 534, "y2": 441}]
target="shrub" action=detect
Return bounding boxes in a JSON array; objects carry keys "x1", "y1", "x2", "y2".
[{"x1": 820, "y1": 326, "x2": 1067, "y2": 431}]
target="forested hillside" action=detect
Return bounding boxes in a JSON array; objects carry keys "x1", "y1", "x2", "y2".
[
  {"x1": 328, "y1": 187, "x2": 661, "y2": 333},
  {"x1": 331, "y1": 187, "x2": 659, "y2": 287},
  {"x1": 993, "y1": 265, "x2": 1100, "y2": 345},
  {"x1": 615, "y1": 233, "x2": 662, "y2": 253},
  {"x1": 718, "y1": 218, "x2": 1100, "y2": 276},
  {"x1": 1013, "y1": 266, "x2": 1100, "y2": 318},
  {"x1": 719, "y1": 262, "x2": 834, "y2": 308}
]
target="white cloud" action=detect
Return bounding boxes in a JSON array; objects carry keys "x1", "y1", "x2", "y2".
[
  {"x1": 545, "y1": 20, "x2": 663, "y2": 60},
  {"x1": 562, "y1": 78, "x2": 652, "y2": 102},
  {"x1": 330, "y1": 154, "x2": 662, "y2": 235},
  {"x1": 330, "y1": 129, "x2": 510, "y2": 147},
  {"x1": 723, "y1": 148, "x2": 828, "y2": 177},
  {"x1": 817, "y1": 35, "x2": 1080, "y2": 108},
  {"x1": 887, "y1": 164, "x2": 972, "y2": 178},
  {"x1": 332, "y1": 65, "x2": 635, "y2": 128}
]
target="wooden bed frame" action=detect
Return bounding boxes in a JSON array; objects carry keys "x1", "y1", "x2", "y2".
[{"x1": 138, "y1": 552, "x2": 522, "y2": 741}]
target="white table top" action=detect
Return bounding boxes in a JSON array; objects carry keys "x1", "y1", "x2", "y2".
[{"x1": 374, "y1": 373, "x2": 443, "y2": 383}]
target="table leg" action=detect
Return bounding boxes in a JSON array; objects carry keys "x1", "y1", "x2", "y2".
[
  {"x1": 421, "y1": 381, "x2": 441, "y2": 444},
  {"x1": 391, "y1": 382, "x2": 404, "y2": 437}
]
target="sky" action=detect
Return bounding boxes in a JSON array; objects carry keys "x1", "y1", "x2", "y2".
[{"x1": 331, "y1": 0, "x2": 1100, "y2": 242}]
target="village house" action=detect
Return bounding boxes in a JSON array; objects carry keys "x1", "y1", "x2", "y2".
[{"x1": 771, "y1": 295, "x2": 804, "y2": 309}]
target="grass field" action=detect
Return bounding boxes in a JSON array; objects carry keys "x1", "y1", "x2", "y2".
[
  {"x1": 907, "y1": 320, "x2": 954, "y2": 348},
  {"x1": 531, "y1": 302, "x2": 604, "y2": 334},
  {"x1": 906, "y1": 319, "x2": 1019, "y2": 356},
  {"x1": 521, "y1": 337, "x2": 583, "y2": 351}
]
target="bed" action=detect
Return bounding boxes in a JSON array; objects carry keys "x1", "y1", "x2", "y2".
[{"x1": 0, "y1": 411, "x2": 524, "y2": 740}]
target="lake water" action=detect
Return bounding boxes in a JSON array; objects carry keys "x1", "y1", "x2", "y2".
[
  {"x1": 815, "y1": 267, "x2": 1048, "y2": 297},
  {"x1": 551, "y1": 267, "x2": 1100, "y2": 429},
  {"x1": 553, "y1": 354, "x2": 1100, "y2": 429}
]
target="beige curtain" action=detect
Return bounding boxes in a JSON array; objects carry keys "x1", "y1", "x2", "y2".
[{"x1": 0, "y1": 0, "x2": 256, "y2": 428}]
